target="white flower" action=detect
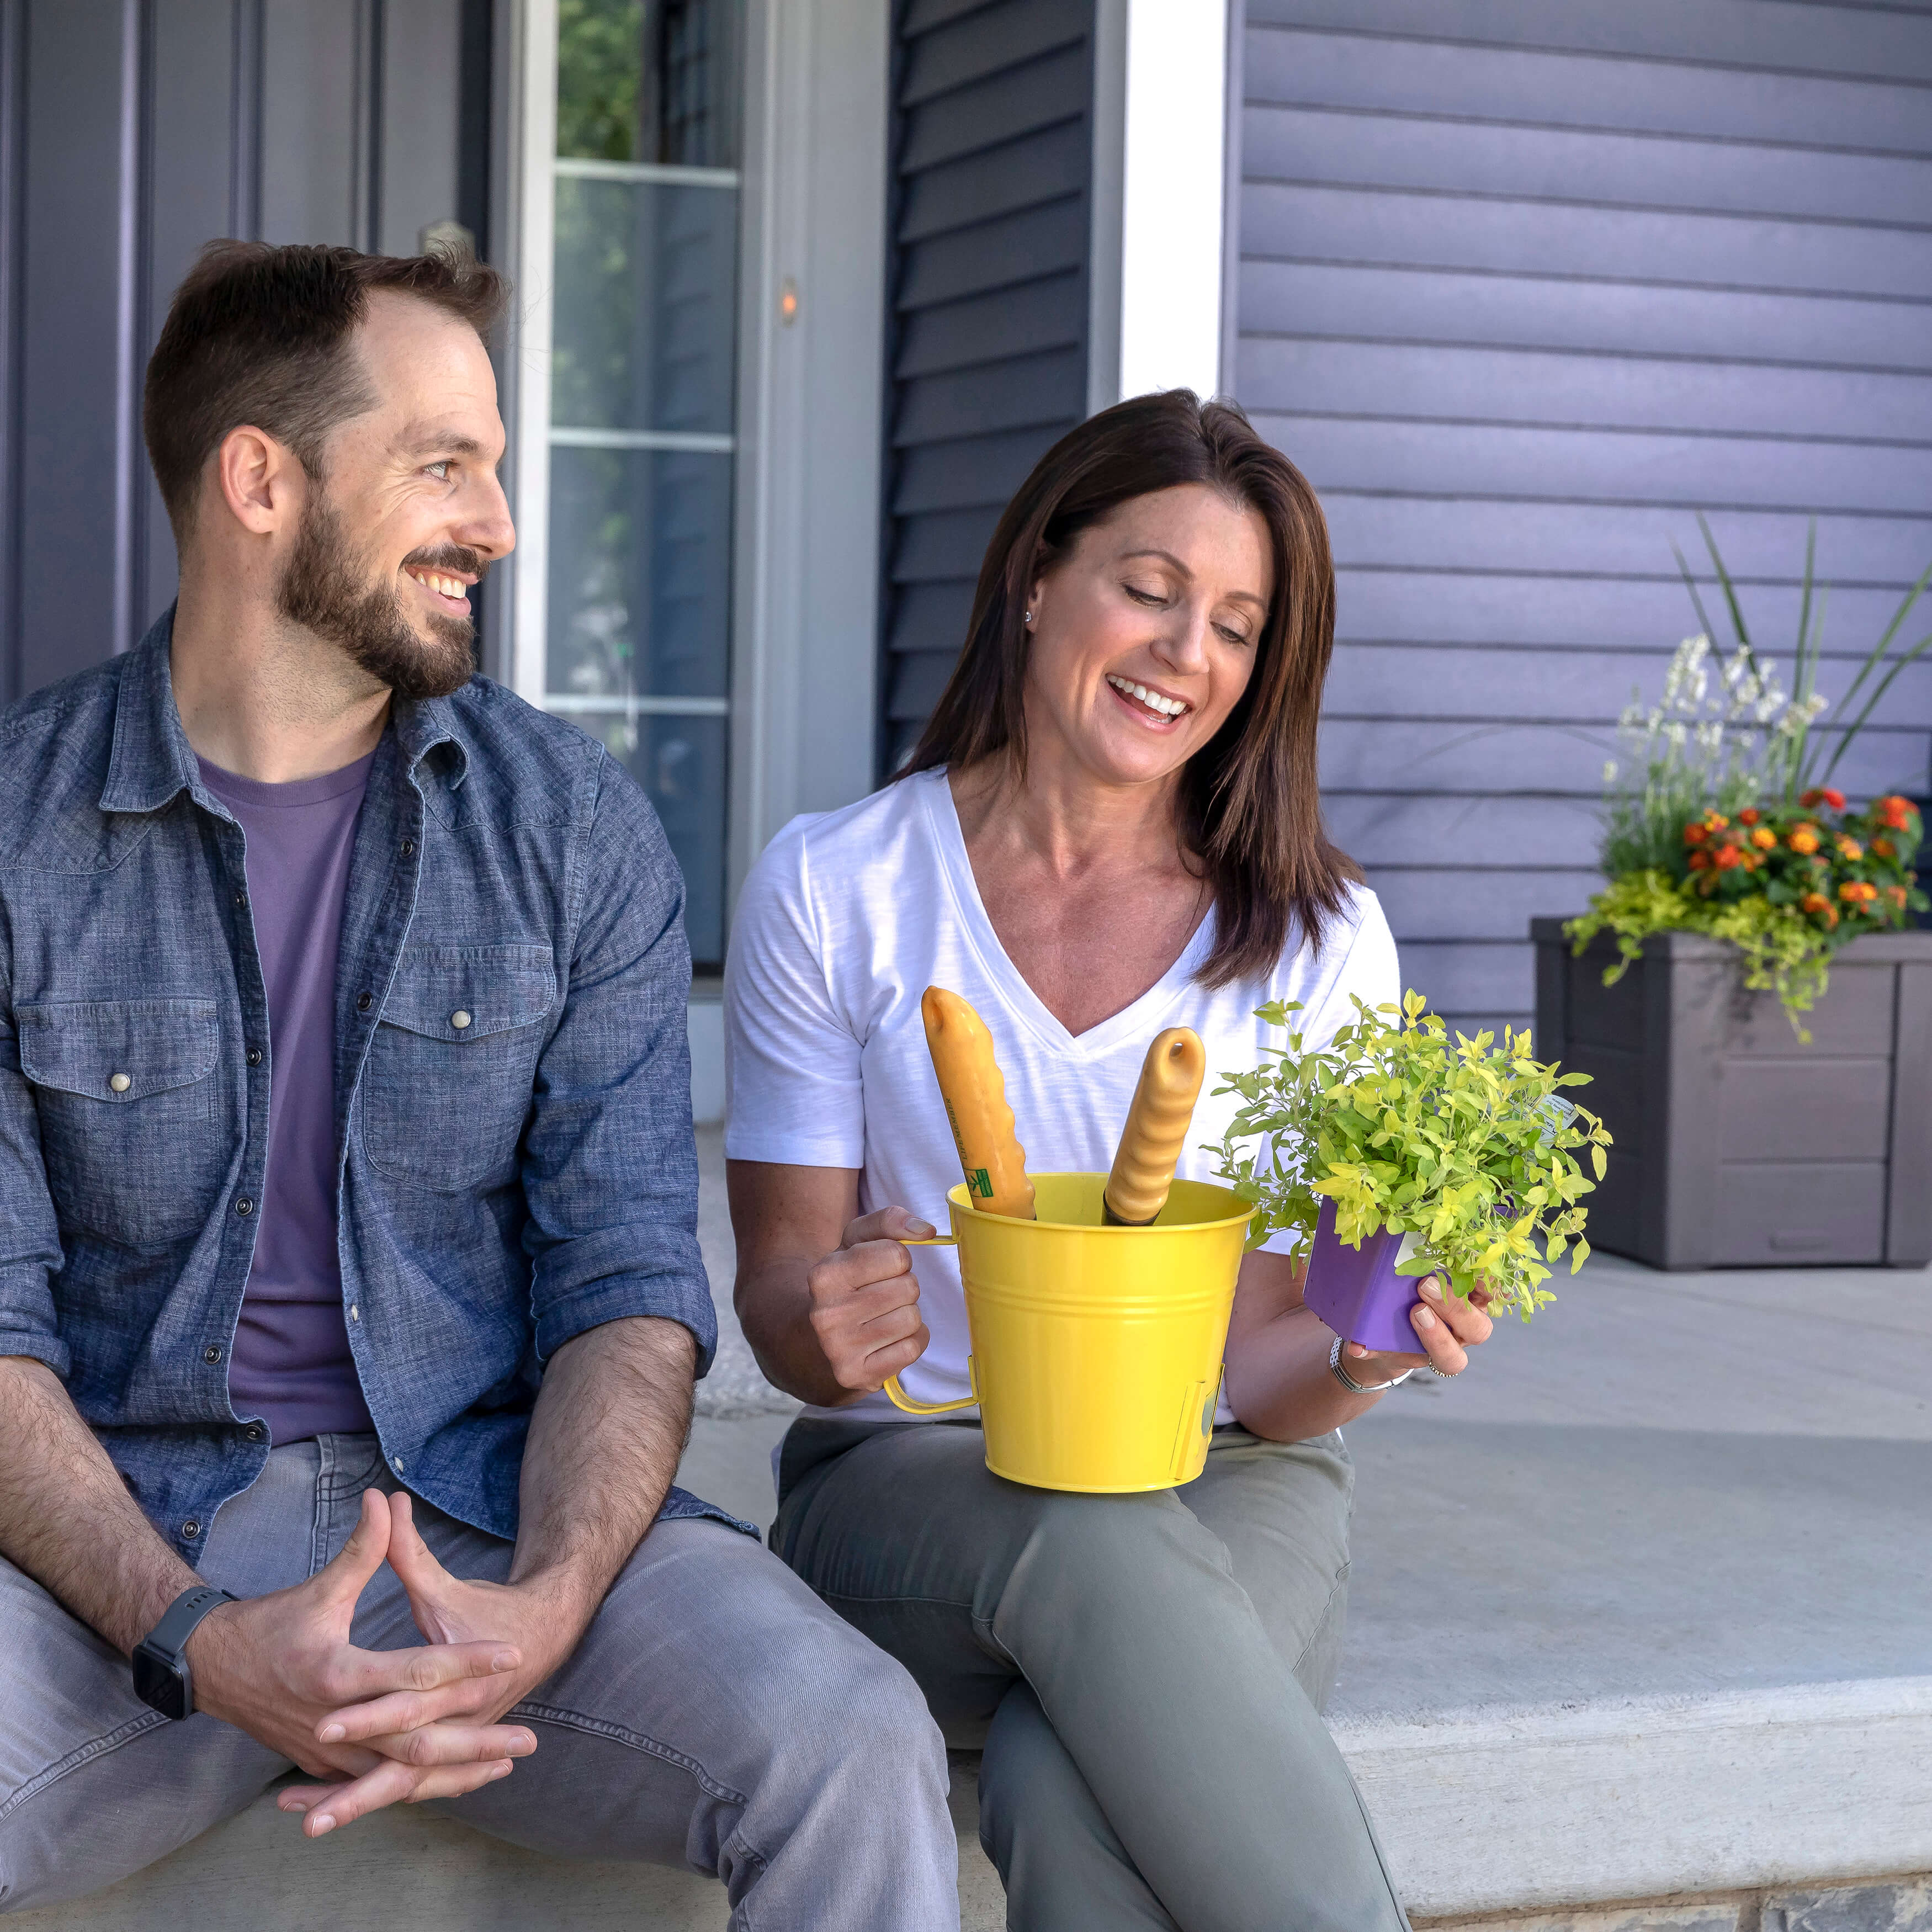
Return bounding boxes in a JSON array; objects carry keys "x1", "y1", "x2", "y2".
[{"x1": 1602, "y1": 760, "x2": 1619, "y2": 785}]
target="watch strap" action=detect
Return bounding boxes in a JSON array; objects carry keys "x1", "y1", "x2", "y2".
[{"x1": 143, "y1": 1583, "x2": 235, "y2": 1660}]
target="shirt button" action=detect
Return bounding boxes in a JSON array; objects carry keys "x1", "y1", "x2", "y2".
[
  {"x1": 109, "y1": 1072, "x2": 131, "y2": 1093},
  {"x1": 245, "y1": 1423, "x2": 266, "y2": 1443},
  {"x1": 203, "y1": 1344, "x2": 222, "y2": 1365},
  {"x1": 357, "y1": 992, "x2": 373, "y2": 1013},
  {"x1": 234, "y1": 1196, "x2": 254, "y2": 1217},
  {"x1": 247, "y1": 1048, "x2": 262, "y2": 1066},
  {"x1": 233, "y1": 890, "x2": 248, "y2": 909},
  {"x1": 400, "y1": 838, "x2": 415, "y2": 857},
  {"x1": 349, "y1": 1304, "x2": 359, "y2": 1322},
  {"x1": 182, "y1": 1519, "x2": 201, "y2": 1540},
  {"x1": 450, "y1": 1010, "x2": 472, "y2": 1031},
  {"x1": 392, "y1": 1456, "x2": 405, "y2": 1473}
]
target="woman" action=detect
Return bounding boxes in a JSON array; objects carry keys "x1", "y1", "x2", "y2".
[{"x1": 724, "y1": 391, "x2": 1490, "y2": 1930}]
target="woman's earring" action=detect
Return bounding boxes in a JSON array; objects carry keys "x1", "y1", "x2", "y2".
[{"x1": 1023, "y1": 608, "x2": 1033, "y2": 627}]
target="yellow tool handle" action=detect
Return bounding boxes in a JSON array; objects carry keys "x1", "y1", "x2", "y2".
[
  {"x1": 1103, "y1": 1027, "x2": 1207, "y2": 1226},
  {"x1": 884, "y1": 1357, "x2": 979, "y2": 1415},
  {"x1": 922, "y1": 986, "x2": 1035, "y2": 1220}
]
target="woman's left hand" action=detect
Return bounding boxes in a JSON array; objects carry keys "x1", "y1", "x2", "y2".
[{"x1": 1343, "y1": 1276, "x2": 1493, "y2": 1384}]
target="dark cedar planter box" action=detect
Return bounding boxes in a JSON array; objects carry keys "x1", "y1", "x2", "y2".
[{"x1": 1531, "y1": 920, "x2": 1932, "y2": 1271}]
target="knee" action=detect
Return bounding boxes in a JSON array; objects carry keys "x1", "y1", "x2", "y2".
[{"x1": 760, "y1": 1623, "x2": 946, "y2": 1792}]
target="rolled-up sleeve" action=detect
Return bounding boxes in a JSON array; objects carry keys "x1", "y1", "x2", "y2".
[
  {"x1": 519, "y1": 752, "x2": 715, "y2": 1371},
  {"x1": 0, "y1": 1010, "x2": 68, "y2": 1374}
]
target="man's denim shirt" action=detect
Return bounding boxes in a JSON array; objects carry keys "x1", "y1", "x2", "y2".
[{"x1": 0, "y1": 616, "x2": 744, "y2": 1558}]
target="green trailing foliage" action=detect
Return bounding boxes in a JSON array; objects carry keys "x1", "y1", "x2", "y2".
[{"x1": 1212, "y1": 992, "x2": 1611, "y2": 1324}]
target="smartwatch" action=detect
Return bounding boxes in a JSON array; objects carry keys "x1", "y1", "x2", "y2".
[{"x1": 132, "y1": 1584, "x2": 236, "y2": 1719}]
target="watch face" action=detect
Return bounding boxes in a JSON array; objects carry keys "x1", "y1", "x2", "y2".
[{"x1": 132, "y1": 1643, "x2": 190, "y2": 1720}]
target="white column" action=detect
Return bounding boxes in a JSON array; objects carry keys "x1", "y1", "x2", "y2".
[
  {"x1": 504, "y1": 0, "x2": 557, "y2": 705},
  {"x1": 1090, "y1": 0, "x2": 1232, "y2": 411}
]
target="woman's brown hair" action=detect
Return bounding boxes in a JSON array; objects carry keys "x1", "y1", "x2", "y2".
[{"x1": 901, "y1": 388, "x2": 1360, "y2": 988}]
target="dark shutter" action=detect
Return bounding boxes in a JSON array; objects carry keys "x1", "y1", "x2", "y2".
[
  {"x1": 0, "y1": 0, "x2": 492, "y2": 702},
  {"x1": 879, "y1": 0, "x2": 1096, "y2": 776},
  {"x1": 1235, "y1": 0, "x2": 1932, "y2": 1034}
]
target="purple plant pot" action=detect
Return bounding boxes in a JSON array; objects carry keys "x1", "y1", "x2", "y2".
[{"x1": 1302, "y1": 1199, "x2": 1425, "y2": 1355}]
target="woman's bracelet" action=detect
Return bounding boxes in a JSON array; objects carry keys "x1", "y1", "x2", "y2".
[{"x1": 1328, "y1": 1333, "x2": 1414, "y2": 1395}]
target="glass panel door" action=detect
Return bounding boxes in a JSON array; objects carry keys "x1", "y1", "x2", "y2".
[{"x1": 549, "y1": 1, "x2": 744, "y2": 970}]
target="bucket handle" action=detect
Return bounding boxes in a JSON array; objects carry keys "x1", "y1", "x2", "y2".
[
  {"x1": 884, "y1": 1355, "x2": 978, "y2": 1416},
  {"x1": 883, "y1": 1219, "x2": 965, "y2": 1411}
]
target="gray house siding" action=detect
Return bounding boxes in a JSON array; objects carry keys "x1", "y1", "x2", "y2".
[
  {"x1": 0, "y1": 0, "x2": 488, "y2": 703},
  {"x1": 880, "y1": 0, "x2": 1096, "y2": 773},
  {"x1": 1235, "y1": 0, "x2": 1932, "y2": 1033}
]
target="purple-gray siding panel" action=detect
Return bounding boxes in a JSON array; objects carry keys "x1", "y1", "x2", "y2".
[
  {"x1": 1245, "y1": 0, "x2": 1932, "y2": 79},
  {"x1": 1259, "y1": 413, "x2": 1932, "y2": 516},
  {"x1": 1243, "y1": 20, "x2": 1932, "y2": 147},
  {"x1": 1241, "y1": 2, "x2": 1932, "y2": 1022}
]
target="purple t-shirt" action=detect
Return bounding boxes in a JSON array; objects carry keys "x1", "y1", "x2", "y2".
[{"x1": 199, "y1": 751, "x2": 378, "y2": 1445}]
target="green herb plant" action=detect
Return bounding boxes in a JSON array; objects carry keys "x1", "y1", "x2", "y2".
[{"x1": 1212, "y1": 992, "x2": 1611, "y2": 1323}]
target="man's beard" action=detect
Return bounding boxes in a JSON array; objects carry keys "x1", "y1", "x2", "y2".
[{"x1": 277, "y1": 495, "x2": 484, "y2": 702}]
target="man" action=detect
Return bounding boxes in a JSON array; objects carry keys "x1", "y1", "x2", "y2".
[{"x1": 0, "y1": 242, "x2": 956, "y2": 1926}]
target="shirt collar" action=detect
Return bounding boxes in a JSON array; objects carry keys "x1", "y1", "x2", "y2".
[
  {"x1": 98, "y1": 610, "x2": 203, "y2": 815},
  {"x1": 98, "y1": 606, "x2": 470, "y2": 813}
]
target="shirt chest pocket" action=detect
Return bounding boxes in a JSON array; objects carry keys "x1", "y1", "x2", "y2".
[
  {"x1": 360, "y1": 946, "x2": 556, "y2": 1193},
  {"x1": 17, "y1": 999, "x2": 229, "y2": 1247}
]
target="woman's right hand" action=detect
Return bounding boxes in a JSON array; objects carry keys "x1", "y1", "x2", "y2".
[{"x1": 806, "y1": 1207, "x2": 936, "y2": 1394}]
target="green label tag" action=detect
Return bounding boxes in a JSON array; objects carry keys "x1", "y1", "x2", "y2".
[{"x1": 969, "y1": 1168, "x2": 992, "y2": 1198}]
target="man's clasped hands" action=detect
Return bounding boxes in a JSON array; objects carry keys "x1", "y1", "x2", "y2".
[{"x1": 183, "y1": 1489, "x2": 571, "y2": 1838}]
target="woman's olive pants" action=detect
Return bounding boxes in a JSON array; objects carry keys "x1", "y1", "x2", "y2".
[{"x1": 773, "y1": 1418, "x2": 1410, "y2": 1932}]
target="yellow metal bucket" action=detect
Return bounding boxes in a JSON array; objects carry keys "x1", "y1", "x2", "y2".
[{"x1": 884, "y1": 1172, "x2": 1253, "y2": 1493}]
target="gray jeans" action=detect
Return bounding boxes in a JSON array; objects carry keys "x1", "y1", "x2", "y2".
[
  {"x1": 0, "y1": 1434, "x2": 959, "y2": 1927},
  {"x1": 773, "y1": 1419, "x2": 1410, "y2": 1932}
]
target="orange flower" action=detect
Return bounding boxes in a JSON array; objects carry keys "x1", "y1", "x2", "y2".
[
  {"x1": 1713, "y1": 845, "x2": 1743, "y2": 871},
  {"x1": 1738, "y1": 808, "x2": 1761, "y2": 825},
  {"x1": 1788, "y1": 826, "x2": 1820, "y2": 854},
  {"x1": 1800, "y1": 891, "x2": 1831, "y2": 915},
  {"x1": 1839, "y1": 880, "x2": 1878, "y2": 904},
  {"x1": 1683, "y1": 822, "x2": 1708, "y2": 847},
  {"x1": 1873, "y1": 836, "x2": 1897, "y2": 859},
  {"x1": 1801, "y1": 787, "x2": 1847, "y2": 811},
  {"x1": 1838, "y1": 836, "x2": 1864, "y2": 862},
  {"x1": 1687, "y1": 849, "x2": 1712, "y2": 871},
  {"x1": 1707, "y1": 814, "x2": 1729, "y2": 830},
  {"x1": 1887, "y1": 884, "x2": 1909, "y2": 908},
  {"x1": 1750, "y1": 826, "x2": 1776, "y2": 850},
  {"x1": 1875, "y1": 795, "x2": 1916, "y2": 831}
]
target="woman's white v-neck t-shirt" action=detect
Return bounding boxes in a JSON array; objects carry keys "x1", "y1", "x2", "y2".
[{"x1": 723, "y1": 768, "x2": 1401, "y2": 1424}]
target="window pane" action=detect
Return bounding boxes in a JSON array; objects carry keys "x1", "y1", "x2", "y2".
[
  {"x1": 558, "y1": 0, "x2": 742, "y2": 167},
  {"x1": 578, "y1": 710, "x2": 729, "y2": 971},
  {"x1": 547, "y1": 445, "x2": 732, "y2": 703},
  {"x1": 551, "y1": 177, "x2": 738, "y2": 436}
]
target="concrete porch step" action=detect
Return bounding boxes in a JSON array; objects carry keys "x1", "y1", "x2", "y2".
[
  {"x1": 17, "y1": 1680, "x2": 1932, "y2": 1929},
  {"x1": 8, "y1": 1761, "x2": 1004, "y2": 1932}
]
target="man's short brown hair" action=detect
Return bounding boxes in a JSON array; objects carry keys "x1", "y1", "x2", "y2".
[{"x1": 142, "y1": 240, "x2": 508, "y2": 544}]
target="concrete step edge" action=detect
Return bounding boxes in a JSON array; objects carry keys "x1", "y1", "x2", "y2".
[{"x1": 1334, "y1": 1675, "x2": 1932, "y2": 1919}]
